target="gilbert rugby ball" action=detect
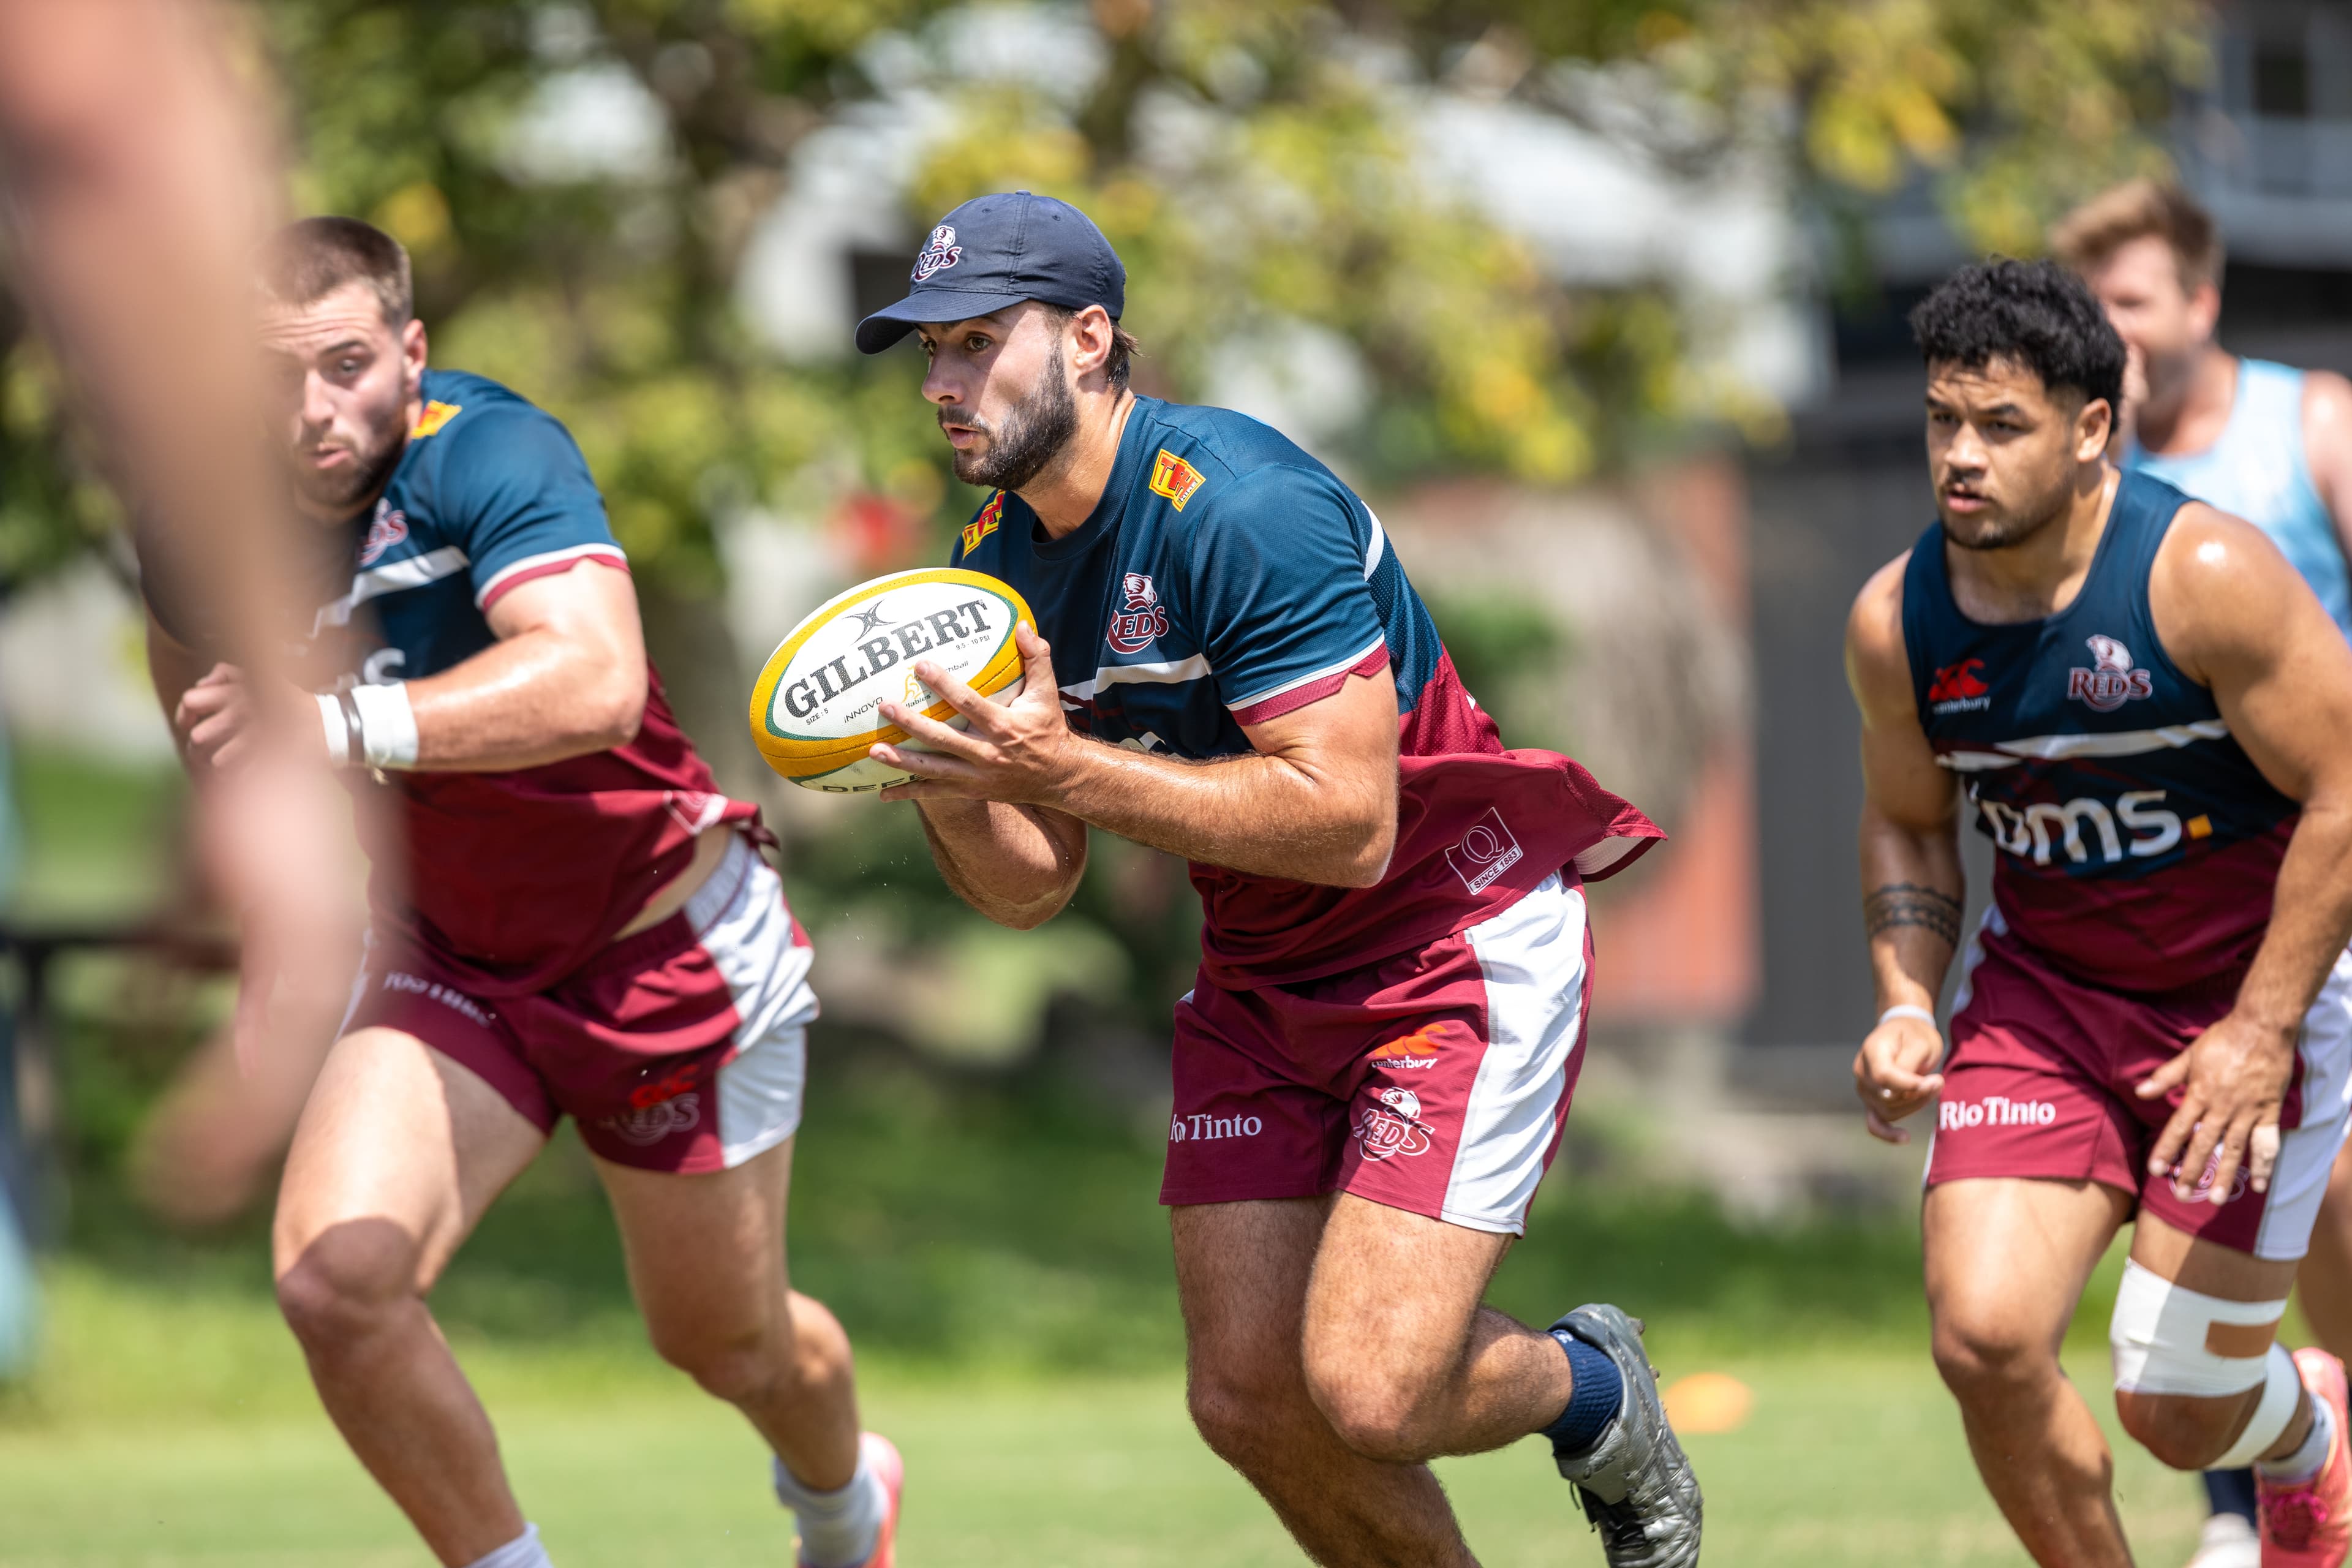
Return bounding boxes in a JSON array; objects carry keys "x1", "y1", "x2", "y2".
[{"x1": 748, "y1": 567, "x2": 1035, "y2": 793}]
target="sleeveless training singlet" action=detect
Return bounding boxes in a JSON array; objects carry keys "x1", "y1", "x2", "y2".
[
  {"x1": 1901, "y1": 470, "x2": 2297, "y2": 995},
  {"x1": 2127, "y1": 358, "x2": 2352, "y2": 638}
]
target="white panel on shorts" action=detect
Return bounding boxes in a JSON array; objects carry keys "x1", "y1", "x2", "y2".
[
  {"x1": 685, "y1": 834, "x2": 821, "y2": 1169},
  {"x1": 1445, "y1": 873, "x2": 1589, "y2": 1235},
  {"x1": 2255, "y1": 944, "x2": 2352, "y2": 1261}
]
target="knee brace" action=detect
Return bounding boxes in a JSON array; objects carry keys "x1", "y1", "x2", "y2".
[{"x1": 2110, "y1": 1258, "x2": 2300, "y2": 1468}]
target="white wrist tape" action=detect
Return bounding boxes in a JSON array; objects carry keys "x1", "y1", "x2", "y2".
[
  {"x1": 2111, "y1": 1256, "x2": 2289, "y2": 1395},
  {"x1": 1879, "y1": 1004, "x2": 1938, "y2": 1029},
  {"x1": 317, "y1": 693, "x2": 350, "y2": 768},
  {"x1": 349, "y1": 680, "x2": 419, "y2": 770}
]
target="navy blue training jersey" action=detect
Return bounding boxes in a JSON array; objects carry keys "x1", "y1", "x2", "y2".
[
  {"x1": 950, "y1": 394, "x2": 1662, "y2": 988},
  {"x1": 149, "y1": 368, "x2": 754, "y2": 994},
  {"x1": 1901, "y1": 470, "x2": 2296, "y2": 993}
]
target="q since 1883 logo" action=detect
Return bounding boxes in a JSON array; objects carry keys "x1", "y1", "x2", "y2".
[
  {"x1": 1106, "y1": 572, "x2": 1169, "y2": 655},
  {"x1": 2066, "y1": 634, "x2": 2154, "y2": 713}
]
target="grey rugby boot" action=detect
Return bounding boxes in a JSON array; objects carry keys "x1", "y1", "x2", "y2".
[{"x1": 1549, "y1": 1304, "x2": 1702, "y2": 1567}]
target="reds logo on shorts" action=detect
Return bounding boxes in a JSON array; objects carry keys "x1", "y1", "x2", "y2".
[
  {"x1": 1354, "y1": 1085, "x2": 1434, "y2": 1162},
  {"x1": 603, "y1": 1091, "x2": 701, "y2": 1146}
]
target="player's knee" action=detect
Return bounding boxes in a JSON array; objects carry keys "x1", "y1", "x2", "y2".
[
  {"x1": 1186, "y1": 1362, "x2": 1308, "y2": 1470},
  {"x1": 2109, "y1": 1261, "x2": 2299, "y2": 1472},
  {"x1": 273, "y1": 1220, "x2": 420, "y2": 1349},
  {"x1": 650, "y1": 1322, "x2": 782, "y2": 1406},
  {"x1": 1309, "y1": 1374, "x2": 1435, "y2": 1465},
  {"x1": 2116, "y1": 1391, "x2": 2244, "y2": 1471},
  {"x1": 1929, "y1": 1301, "x2": 2051, "y2": 1404}
]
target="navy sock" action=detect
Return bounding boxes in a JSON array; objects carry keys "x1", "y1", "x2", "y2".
[
  {"x1": 1543, "y1": 1330, "x2": 1624, "y2": 1454},
  {"x1": 2204, "y1": 1466, "x2": 2258, "y2": 1525}
]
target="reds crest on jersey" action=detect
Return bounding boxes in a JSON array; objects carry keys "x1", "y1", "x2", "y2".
[
  {"x1": 1107, "y1": 571, "x2": 1170, "y2": 654},
  {"x1": 911, "y1": 225, "x2": 962, "y2": 281},
  {"x1": 360, "y1": 503, "x2": 410, "y2": 567},
  {"x1": 2066, "y1": 634, "x2": 2154, "y2": 712}
]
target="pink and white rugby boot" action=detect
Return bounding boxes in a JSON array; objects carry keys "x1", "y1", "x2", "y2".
[{"x1": 2260, "y1": 1350, "x2": 2352, "y2": 1568}]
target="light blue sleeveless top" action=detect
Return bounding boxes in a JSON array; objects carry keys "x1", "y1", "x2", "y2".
[{"x1": 2125, "y1": 358, "x2": 2352, "y2": 639}]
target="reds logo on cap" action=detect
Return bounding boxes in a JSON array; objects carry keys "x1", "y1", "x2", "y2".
[{"x1": 911, "y1": 224, "x2": 963, "y2": 282}]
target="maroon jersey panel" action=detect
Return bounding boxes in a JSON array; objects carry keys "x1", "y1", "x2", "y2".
[
  {"x1": 1192, "y1": 652, "x2": 1662, "y2": 990},
  {"x1": 364, "y1": 671, "x2": 758, "y2": 998}
]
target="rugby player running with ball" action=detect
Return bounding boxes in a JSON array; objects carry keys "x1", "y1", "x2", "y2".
[
  {"x1": 855, "y1": 190, "x2": 1701, "y2": 1567},
  {"x1": 1849, "y1": 258, "x2": 2352, "y2": 1567},
  {"x1": 143, "y1": 219, "x2": 897, "y2": 1568},
  {"x1": 2054, "y1": 179, "x2": 2352, "y2": 1568}
]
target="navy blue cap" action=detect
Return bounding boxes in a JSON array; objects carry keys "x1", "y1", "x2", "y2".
[{"x1": 855, "y1": 190, "x2": 1125, "y2": 354}]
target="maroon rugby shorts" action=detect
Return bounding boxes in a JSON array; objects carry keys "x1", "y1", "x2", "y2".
[
  {"x1": 1925, "y1": 912, "x2": 2352, "y2": 1259},
  {"x1": 1161, "y1": 873, "x2": 1592, "y2": 1235},
  {"x1": 341, "y1": 832, "x2": 818, "y2": 1173}
]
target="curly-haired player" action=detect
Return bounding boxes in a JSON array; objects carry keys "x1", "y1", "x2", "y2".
[{"x1": 1849, "y1": 258, "x2": 2352, "y2": 1567}]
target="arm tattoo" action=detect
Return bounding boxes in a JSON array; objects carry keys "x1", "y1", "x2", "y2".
[{"x1": 1864, "y1": 883, "x2": 1961, "y2": 946}]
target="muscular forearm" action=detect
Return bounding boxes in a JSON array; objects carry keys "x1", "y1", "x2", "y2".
[
  {"x1": 2236, "y1": 798, "x2": 2352, "y2": 1031},
  {"x1": 1861, "y1": 804, "x2": 1964, "y2": 1012},
  {"x1": 916, "y1": 801, "x2": 1085, "y2": 929},
  {"x1": 1046, "y1": 737, "x2": 1392, "y2": 887},
  {"x1": 400, "y1": 628, "x2": 643, "y2": 771}
]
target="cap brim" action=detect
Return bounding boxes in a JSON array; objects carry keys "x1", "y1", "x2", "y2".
[{"x1": 854, "y1": 288, "x2": 1035, "y2": 354}]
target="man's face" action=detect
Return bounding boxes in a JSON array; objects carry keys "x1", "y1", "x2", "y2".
[
  {"x1": 1924, "y1": 357, "x2": 2108, "y2": 551},
  {"x1": 2082, "y1": 234, "x2": 2217, "y2": 396},
  {"x1": 918, "y1": 302, "x2": 1076, "y2": 491},
  {"x1": 261, "y1": 280, "x2": 424, "y2": 516}
]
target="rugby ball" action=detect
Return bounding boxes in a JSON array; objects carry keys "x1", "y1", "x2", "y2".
[{"x1": 748, "y1": 567, "x2": 1035, "y2": 793}]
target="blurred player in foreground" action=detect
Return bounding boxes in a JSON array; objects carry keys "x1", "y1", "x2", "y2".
[
  {"x1": 0, "y1": 0, "x2": 342, "y2": 1360},
  {"x1": 1849, "y1": 259, "x2": 2352, "y2": 1567},
  {"x1": 143, "y1": 217, "x2": 897, "y2": 1568},
  {"x1": 857, "y1": 191, "x2": 1697, "y2": 1567},
  {"x1": 2056, "y1": 178, "x2": 2352, "y2": 1568}
]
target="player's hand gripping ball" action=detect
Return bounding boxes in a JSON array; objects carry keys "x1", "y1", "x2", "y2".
[{"x1": 748, "y1": 567, "x2": 1036, "y2": 793}]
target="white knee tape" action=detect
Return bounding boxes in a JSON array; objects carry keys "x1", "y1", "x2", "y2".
[
  {"x1": 2215, "y1": 1345, "x2": 2305, "y2": 1469},
  {"x1": 2109, "y1": 1259, "x2": 2288, "y2": 1398}
]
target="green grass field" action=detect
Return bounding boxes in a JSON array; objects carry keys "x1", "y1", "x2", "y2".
[
  {"x1": 0, "y1": 749, "x2": 2250, "y2": 1564},
  {"x1": 0, "y1": 1267, "x2": 2212, "y2": 1567}
]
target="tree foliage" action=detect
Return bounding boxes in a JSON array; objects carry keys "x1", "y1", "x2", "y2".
[{"x1": 0, "y1": 0, "x2": 2212, "y2": 603}]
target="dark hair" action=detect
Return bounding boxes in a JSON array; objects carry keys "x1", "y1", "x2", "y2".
[
  {"x1": 1909, "y1": 258, "x2": 2126, "y2": 415},
  {"x1": 263, "y1": 216, "x2": 413, "y2": 324},
  {"x1": 1042, "y1": 303, "x2": 1140, "y2": 390}
]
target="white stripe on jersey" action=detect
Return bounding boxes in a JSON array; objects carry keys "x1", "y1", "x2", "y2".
[
  {"x1": 473, "y1": 542, "x2": 630, "y2": 608},
  {"x1": 313, "y1": 546, "x2": 471, "y2": 632},
  {"x1": 1226, "y1": 633, "x2": 1387, "y2": 717},
  {"x1": 1937, "y1": 719, "x2": 2232, "y2": 772},
  {"x1": 1061, "y1": 654, "x2": 1214, "y2": 705}
]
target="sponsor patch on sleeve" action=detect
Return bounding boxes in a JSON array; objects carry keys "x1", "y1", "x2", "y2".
[
  {"x1": 1148, "y1": 449, "x2": 1205, "y2": 511},
  {"x1": 410, "y1": 400, "x2": 463, "y2": 439},
  {"x1": 960, "y1": 492, "x2": 1004, "y2": 556}
]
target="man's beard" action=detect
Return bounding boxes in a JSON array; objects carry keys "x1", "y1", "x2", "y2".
[
  {"x1": 1938, "y1": 483, "x2": 2068, "y2": 553},
  {"x1": 292, "y1": 421, "x2": 406, "y2": 513},
  {"x1": 948, "y1": 350, "x2": 1077, "y2": 491}
]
